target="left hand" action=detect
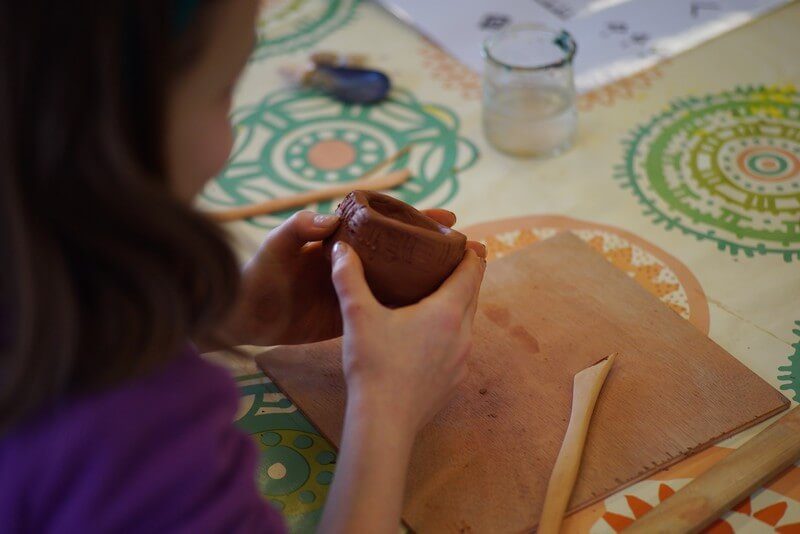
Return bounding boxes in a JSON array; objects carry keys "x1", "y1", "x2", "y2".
[{"x1": 221, "y1": 209, "x2": 485, "y2": 347}]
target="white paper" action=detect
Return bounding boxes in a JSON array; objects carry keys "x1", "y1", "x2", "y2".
[{"x1": 376, "y1": 0, "x2": 790, "y2": 92}]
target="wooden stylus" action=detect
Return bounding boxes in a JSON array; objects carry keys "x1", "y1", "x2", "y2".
[
  {"x1": 206, "y1": 144, "x2": 414, "y2": 222},
  {"x1": 207, "y1": 168, "x2": 411, "y2": 222},
  {"x1": 538, "y1": 353, "x2": 617, "y2": 534}
]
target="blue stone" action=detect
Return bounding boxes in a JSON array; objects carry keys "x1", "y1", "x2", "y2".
[{"x1": 309, "y1": 66, "x2": 391, "y2": 104}]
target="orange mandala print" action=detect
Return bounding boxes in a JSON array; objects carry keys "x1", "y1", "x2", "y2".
[
  {"x1": 417, "y1": 41, "x2": 667, "y2": 110},
  {"x1": 463, "y1": 214, "x2": 709, "y2": 333},
  {"x1": 567, "y1": 444, "x2": 800, "y2": 532},
  {"x1": 418, "y1": 42, "x2": 481, "y2": 101},
  {"x1": 578, "y1": 62, "x2": 669, "y2": 113},
  {"x1": 593, "y1": 480, "x2": 800, "y2": 533}
]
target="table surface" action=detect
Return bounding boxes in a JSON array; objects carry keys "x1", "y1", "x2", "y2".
[{"x1": 202, "y1": 1, "x2": 800, "y2": 531}]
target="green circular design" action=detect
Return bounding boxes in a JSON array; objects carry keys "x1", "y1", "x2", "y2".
[
  {"x1": 252, "y1": 0, "x2": 358, "y2": 61},
  {"x1": 778, "y1": 321, "x2": 800, "y2": 401},
  {"x1": 204, "y1": 88, "x2": 479, "y2": 229},
  {"x1": 315, "y1": 451, "x2": 336, "y2": 465},
  {"x1": 254, "y1": 429, "x2": 337, "y2": 517},
  {"x1": 747, "y1": 154, "x2": 788, "y2": 176},
  {"x1": 261, "y1": 431, "x2": 282, "y2": 446},
  {"x1": 259, "y1": 445, "x2": 310, "y2": 495},
  {"x1": 616, "y1": 86, "x2": 800, "y2": 262},
  {"x1": 299, "y1": 490, "x2": 316, "y2": 503},
  {"x1": 293, "y1": 435, "x2": 314, "y2": 449},
  {"x1": 283, "y1": 127, "x2": 387, "y2": 183}
]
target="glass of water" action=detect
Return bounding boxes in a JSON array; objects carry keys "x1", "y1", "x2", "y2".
[{"x1": 482, "y1": 25, "x2": 577, "y2": 158}]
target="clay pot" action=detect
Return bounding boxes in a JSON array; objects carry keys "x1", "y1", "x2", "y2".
[{"x1": 326, "y1": 191, "x2": 467, "y2": 307}]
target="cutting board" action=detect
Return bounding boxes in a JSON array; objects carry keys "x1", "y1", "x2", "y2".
[{"x1": 255, "y1": 233, "x2": 789, "y2": 532}]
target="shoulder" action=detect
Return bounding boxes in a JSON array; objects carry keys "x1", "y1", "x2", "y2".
[{"x1": 0, "y1": 348, "x2": 284, "y2": 533}]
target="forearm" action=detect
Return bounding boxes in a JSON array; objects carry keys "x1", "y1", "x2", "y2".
[{"x1": 318, "y1": 390, "x2": 415, "y2": 534}]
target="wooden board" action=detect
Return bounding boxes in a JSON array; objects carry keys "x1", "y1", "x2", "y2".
[{"x1": 255, "y1": 233, "x2": 789, "y2": 532}]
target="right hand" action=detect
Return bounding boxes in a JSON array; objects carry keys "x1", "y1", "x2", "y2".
[{"x1": 330, "y1": 241, "x2": 486, "y2": 434}]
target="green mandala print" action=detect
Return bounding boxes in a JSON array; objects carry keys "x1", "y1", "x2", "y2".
[
  {"x1": 252, "y1": 0, "x2": 358, "y2": 61},
  {"x1": 616, "y1": 85, "x2": 800, "y2": 261},
  {"x1": 203, "y1": 88, "x2": 479, "y2": 228},
  {"x1": 236, "y1": 374, "x2": 336, "y2": 533},
  {"x1": 778, "y1": 321, "x2": 800, "y2": 402}
]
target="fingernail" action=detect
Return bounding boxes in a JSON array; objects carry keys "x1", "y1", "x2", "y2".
[
  {"x1": 332, "y1": 241, "x2": 348, "y2": 263},
  {"x1": 478, "y1": 243, "x2": 487, "y2": 258},
  {"x1": 314, "y1": 214, "x2": 339, "y2": 227},
  {"x1": 447, "y1": 210, "x2": 457, "y2": 224}
]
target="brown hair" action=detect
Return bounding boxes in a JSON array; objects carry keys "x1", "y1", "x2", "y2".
[{"x1": 0, "y1": 1, "x2": 239, "y2": 431}]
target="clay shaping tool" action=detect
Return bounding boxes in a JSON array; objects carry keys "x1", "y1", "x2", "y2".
[
  {"x1": 626, "y1": 405, "x2": 800, "y2": 533},
  {"x1": 538, "y1": 353, "x2": 617, "y2": 534},
  {"x1": 207, "y1": 168, "x2": 411, "y2": 222},
  {"x1": 207, "y1": 144, "x2": 413, "y2": 222}
]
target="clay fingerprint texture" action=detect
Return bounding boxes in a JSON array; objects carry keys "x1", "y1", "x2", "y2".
[
  {"x1": 235, "y1": 374, "x2": 336, "y2": 533},
  {"x1": 203, "y1": 87, "x2": 479, "y2": 228},
  {"x1": 252, "y1": 0, "x2": 358, "y2": 61},
  {"x1": 330, "y1": 191, "x2": 467, "y2": 306},
  {"x1": 616, "y1": 85, "x2": 800, "y2": 261}
]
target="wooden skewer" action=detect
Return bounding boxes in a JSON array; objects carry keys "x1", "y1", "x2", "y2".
[
  {"x1": 207, "y1": 144, "x2": 413, "y2": 222},
  {"x1": 207, "y1": 168, "x2": 412, "y2": 222},
  {"x1": 358, "y1": 144, "x2": 412, "y2": 178},
  {"x1": 625, "y1": 405, "x2": 800, "y2": 534},
  {"x1": 538, "y1": 353, "x2": 617, "y2": 534}
]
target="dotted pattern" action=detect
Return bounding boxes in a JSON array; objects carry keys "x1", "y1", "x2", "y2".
[
  {"x1": 204, "y1": 87, "x2": 479, "y2": 228},
  {"x1": 615, "y1": 85, "x2": 800, "y2": 261},
  {"x1": 235, "y1": 375, "x2": 335, "y2": 533},
  {"x1": 255, "y1": 429, "x2": 335, "y2": 516}
]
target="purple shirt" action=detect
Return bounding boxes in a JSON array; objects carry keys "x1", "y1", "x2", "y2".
[{"x1": 0, "y1": 347, "x2": 285, "y2": 533}]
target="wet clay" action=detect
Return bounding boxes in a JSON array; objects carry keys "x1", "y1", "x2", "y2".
[{"x1": 326, "y1": 190, "x2": 467, "y2": 306}]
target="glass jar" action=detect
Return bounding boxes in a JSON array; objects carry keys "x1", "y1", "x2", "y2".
[{"x1": 482, "y1": 25, "x2": 577, "y2": 158}]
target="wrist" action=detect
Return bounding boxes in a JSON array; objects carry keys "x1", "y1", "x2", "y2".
[{"x1": 345, "y1": 386, "x2": 418, "y2": 453}]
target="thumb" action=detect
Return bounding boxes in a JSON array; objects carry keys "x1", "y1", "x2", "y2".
[
  {"x1": 264, "y1": 211, "x2": 340, "y2": 255},
  {"x1": 330, "y1": 242, "x2": 378, "y2": 321}
]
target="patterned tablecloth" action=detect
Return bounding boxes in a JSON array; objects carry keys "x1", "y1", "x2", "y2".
[{"x1": 200, "y1": 1, "x2": 800, "y2": 531}]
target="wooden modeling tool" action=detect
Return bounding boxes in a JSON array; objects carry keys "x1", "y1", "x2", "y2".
[
  {"x1": 626, "y1": 405, "x2": 800, "y2": 534},
  {"x1": 207, "y1": 168, "x2": 411, "y2": 222},
  {"x1": 351, "y1": 144, "x2": 412, "y2": 179},
  {"x1": 538, "y1": 353, "x2": 617, "y2": 534},
  {"x1": 207, "y1": 144, "x2": 413, "y2": 222}
]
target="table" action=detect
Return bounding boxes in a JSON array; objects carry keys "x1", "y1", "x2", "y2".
[{"x1": 200, "y1": 1, "x2": 800, "y2": 531}]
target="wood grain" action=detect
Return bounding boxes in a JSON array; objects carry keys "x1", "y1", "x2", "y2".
[
  {"x1": 626, "y1": 406, "x2": 800, "y2": 533},
  {"x1": 255, "y1": 233, "x2": 789, "y2": 532}
]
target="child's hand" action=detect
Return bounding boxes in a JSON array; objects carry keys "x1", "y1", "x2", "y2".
[
  {"x1": 331, "y1": 241, "x2": 486, "y2": 434},
  {"x1": 221, "y1": 209, "x2": 478, "y2": 347}
]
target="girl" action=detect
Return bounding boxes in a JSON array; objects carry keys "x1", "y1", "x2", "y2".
[{"x1": 0, "y1": 1, "x2": 486, "y2": 532}]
